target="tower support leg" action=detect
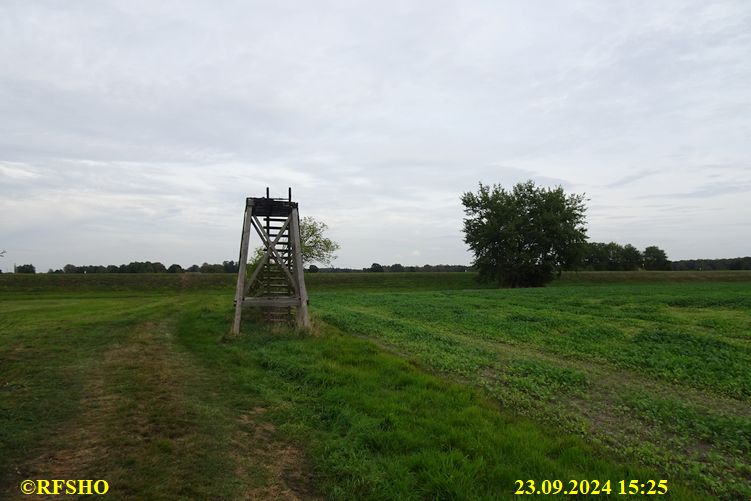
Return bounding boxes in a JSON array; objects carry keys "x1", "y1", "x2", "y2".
[
  {"x1": 231, "y1": 201, "x2": 254, "y2": 335},
  {"x1": 290, "y1": 208, "x2": 310, "y2": 329}
]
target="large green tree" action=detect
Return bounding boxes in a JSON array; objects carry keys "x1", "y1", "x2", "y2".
[{"x1": 461, "y1": 180, "x2": 588, "y2": 287}]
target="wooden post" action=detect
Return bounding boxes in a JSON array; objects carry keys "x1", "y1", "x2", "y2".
[
  {"x1": 290, "y1": 208, "x2": 310, "y2": 328},
  {"x1": 231, "y1": 200, "x2": 254, "y2": 335}
]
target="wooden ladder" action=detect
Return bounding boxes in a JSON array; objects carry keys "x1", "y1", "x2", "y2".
[{"x1": 260, "y1": 216, "x2": 293, "y2": 323}]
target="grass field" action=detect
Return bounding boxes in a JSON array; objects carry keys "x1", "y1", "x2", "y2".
[{"x1": 1, "y1": 271, "x2": 749, "y2": 499}]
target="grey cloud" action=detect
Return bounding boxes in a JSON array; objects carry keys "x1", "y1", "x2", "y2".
[
  {"x1": 604, "y1": 169, "x2": 660, "y2": 188},
  {"x1": 638, "y1": 182, "x2": 751, "y2": 199}
]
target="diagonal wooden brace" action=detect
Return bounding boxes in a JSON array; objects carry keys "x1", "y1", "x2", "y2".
[
  {"x1": 250, "y1": 216, "x2": 298, "y2": 294},
  {"x1": 243, "y1": 215, "x2": 292, "y2": 295}
]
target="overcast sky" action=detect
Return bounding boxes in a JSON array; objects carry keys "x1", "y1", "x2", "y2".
[{"x1": 1, "y1": 1, "x2": 749, "y2": 272}]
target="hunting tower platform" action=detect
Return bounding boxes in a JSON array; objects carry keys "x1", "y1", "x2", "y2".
[{"x1": 232, "y1": 188, "x2": 309, "y2": 335}]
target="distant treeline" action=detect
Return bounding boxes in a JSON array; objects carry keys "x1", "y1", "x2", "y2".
[
  {"x1": 32, "y1": 261, "x2": 473, "y2": 274},
  {"x1": 7, "y1": 254, "x2": 750, "y2": 275},
  {"x1": 42, "y1": 261, "x2": 242, "y2": 274},
  {"x1": 312, "y1": 263, "x2": 472, "y2": 273},
  {"x1": 670, "y1": 257, "x2": 751, "y2": 271},
  {"x1": 580, "y1": 242, "x2": 670, "y2": 271},
  {"x1": 580, "y1": 242, "x2": 751, "y2": 271}
]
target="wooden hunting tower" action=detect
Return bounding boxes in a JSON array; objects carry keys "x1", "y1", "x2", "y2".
[{"x1": 232, "y1": 188, "x2": 309, "y2": 335}]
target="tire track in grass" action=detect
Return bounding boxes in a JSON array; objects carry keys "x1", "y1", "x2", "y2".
[
  {"x1": 3, "y1": 320, "x2": 206, "y2": 499},
  {"x1": 234, "y1": 406, "x2": 320, "y2": 500},
  {"x1": 3, "y1": 318, "x2": 315, "y2": 500}
]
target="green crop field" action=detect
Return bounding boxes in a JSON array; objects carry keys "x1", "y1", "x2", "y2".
[{"x1": 1, "y1": 272, "x2": 750, "y2": 499}]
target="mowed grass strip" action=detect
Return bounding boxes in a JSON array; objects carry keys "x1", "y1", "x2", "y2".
[{"x1": 313, "y1": 282, "x2": 751, "y2": 498}]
